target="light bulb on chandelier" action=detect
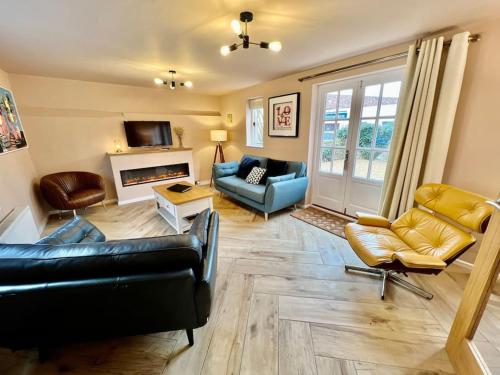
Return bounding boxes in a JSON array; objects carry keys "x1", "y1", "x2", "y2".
[
  {"x1": 220, "y1": 11, "x2": 282, "y2": 56},
  {"x1": 153, "y1": 71, "x2": 192, "y2": 90},
  {"x1": 230, "y1": 19, "x2": 242, "y2": 35}
]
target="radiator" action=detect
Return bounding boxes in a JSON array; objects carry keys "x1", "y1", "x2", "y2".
[{"x1": 0, "y1": 206, "x2": 40, "y2": 244}]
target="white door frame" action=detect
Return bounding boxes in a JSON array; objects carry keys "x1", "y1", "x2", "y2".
[{"x1": 310, "y1": 66, "x2": 405, "y2": 215}]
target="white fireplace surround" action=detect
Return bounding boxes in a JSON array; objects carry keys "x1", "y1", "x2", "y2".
[{"x1": 108, "y1": 148, "x2": 195, "y2": 205}]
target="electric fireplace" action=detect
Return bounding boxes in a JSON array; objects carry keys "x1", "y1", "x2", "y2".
[{"x1": 120, "y1": 163, "x2": 190, "y2": 187}]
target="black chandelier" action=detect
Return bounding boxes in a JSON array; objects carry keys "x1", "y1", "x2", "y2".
[
  {"x1": 154, "y1": 70, "x2": 193, "y2": 90},
  {"x1": 220, "y1": 11, "x2": 282, "y2": 56}
]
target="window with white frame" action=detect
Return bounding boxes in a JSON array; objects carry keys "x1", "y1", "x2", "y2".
[{"x1": 246, "y1": 97, "x2": 264, "y2": 148}]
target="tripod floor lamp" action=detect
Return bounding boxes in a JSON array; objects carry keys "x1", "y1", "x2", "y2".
[{"x1": 210, "y1": 129, "x2": 227, "y2": 187}]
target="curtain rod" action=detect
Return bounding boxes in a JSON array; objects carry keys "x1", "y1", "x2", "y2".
[{"x1": 297, "y1": 34, "x2": 480, "y2": 82}]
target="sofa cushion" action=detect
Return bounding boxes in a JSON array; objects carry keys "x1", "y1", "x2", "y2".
[
  {"x1": 287, "y1": 161, "x2": 307, "y2": 178},
  {"x1": 213, "y1": 161, "x2": 239, "y2": 179},
  {"x1": 37, "y1": 216, "x2": 106, "y2": 244},
  {"x1": 236, "y1": 156, "x2": 260, "y2": 179},
  {"x1": 245, "y1": 167, "x2": 267, "y2": 185},
  {"x1": 216, "y1": 175, "x2": 246, "y2": 193},
  {"x1": 242, "y1": 154, "x2": 268, "y2": 168},
  {"x1": 266, "y1": 173, "x2": 296, "y2": 187},
  {"x1": 236, "y1": 183, "x2": 266, "y2": 204},
  {"x1": 260, "y1": 158, "x2": 288, "y2": 184}
]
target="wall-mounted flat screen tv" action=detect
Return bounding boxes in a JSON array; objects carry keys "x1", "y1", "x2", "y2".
[{"x1": 124, "y1": 121, "x2": 173, "y2": 148}]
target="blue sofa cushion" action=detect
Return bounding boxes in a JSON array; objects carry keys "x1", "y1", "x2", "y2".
[
  {"x1": 287, "y1": 161, "x2": 307, "y2": 178},
  {"x1": 216, "y1": 175, "x2": 246, "y2": 193},
  {"x1": 266, "y1": 173, "x2": 296, "y2": 187},
  {"x1": 213, "y1": 161, "x2": 239, "y2": 179},
  {"x1": 236, "y1": 183, "x2": 266, "y2": 204},
  {"x1": 237, "y1": 156, "x2": 260, "y2": 179}
]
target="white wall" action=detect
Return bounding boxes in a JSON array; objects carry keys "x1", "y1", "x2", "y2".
[{"x1": 0, "y1": 69, "x2": 46, "y2": 231}]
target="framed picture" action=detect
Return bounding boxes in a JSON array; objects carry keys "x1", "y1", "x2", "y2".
[
  {"x1": 268, "y1": 92, "x2": 300, "y2": 137},
  {"x1": 0, "y1": 86, "x2": 27, "y2": 155}
]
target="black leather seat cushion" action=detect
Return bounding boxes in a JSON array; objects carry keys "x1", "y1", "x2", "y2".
[
  {"x1": 0, "y1": 235, "x2": 202, "y2": 284},
  {"x1": 37, "y1": 216, "x2": 106, "y2": 245}
]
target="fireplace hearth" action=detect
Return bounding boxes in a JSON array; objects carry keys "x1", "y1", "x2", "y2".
[{"x1": 120, "y1": 163, "x2": 190, "y2": 187}]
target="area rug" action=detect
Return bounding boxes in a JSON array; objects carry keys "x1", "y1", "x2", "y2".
[{"x1": 291, "y1": 206, "x2": 354, "y2": 239}]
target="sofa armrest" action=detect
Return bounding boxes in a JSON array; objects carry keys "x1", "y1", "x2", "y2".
[
  {"x1": 195, "y1": 212, "x2": 219, "y2": 324},
  {"x1": 393, "y1": 251, "x2": 447, "y2": 269},
  {"x1": 40, "y1": 178, "x2": 70, "y2": 208},
  {"x1": 213, "y1": 161, "x2": 239, "y2": 179},
  {"x1": 356, "y1": 212, "x2": 390, "y2": 228},
  {"x1": 265, "y1": 177, "x2": 308, "y2": 213}
]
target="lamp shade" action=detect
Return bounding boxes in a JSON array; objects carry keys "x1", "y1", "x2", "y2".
[{"x1": 210, "y1": 129, "x2": 228, "y2": 142}]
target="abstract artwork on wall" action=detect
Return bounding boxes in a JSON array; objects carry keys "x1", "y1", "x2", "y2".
[
  {"x1": 0, "y1": 86, "x2": 27, "y2": 155},
  {"x1": 268, "y1": 92, "x2": 300, "y2": 137}
]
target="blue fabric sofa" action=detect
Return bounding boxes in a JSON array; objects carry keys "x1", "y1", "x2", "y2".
[{"x1": 213, "y1": 155, "x2": 308, "y2": 220}]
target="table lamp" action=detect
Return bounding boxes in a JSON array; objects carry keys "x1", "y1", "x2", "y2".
[{"x1": 210, "y1": 129, "x2": 228, "y2": 186}]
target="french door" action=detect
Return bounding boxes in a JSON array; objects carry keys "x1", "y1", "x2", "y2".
[{"x1": 312, "y1": 68, "x2": 404, "y2": 216}]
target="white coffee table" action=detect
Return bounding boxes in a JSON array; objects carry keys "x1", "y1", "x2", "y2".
[{"x1": 152, "y1": 181, "x2": 214, "y2": 234}]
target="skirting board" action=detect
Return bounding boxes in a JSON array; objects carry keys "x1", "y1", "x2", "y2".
[
  {"x1": 47, "y1": 198, "x2": 118, "y2": 215},
  {"x1": 454, "y1": 260, "x2": 500, "y2": 283},
  {"x1": 118, "y1": 196, "x2": 153, "y2": 206},
  {"x1": 455, "y1": 259, "x2": 474, "y2": 270}
]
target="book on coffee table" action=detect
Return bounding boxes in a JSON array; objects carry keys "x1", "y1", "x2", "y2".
[{"x1": 167, "y1": 183, "x2": 192, "y2": 193}]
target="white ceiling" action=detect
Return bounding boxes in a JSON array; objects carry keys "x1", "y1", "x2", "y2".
[{"x1": 0, "y1": 0, "x2": 498, "y2": 95}]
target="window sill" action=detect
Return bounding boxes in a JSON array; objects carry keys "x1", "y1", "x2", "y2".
[{"x1": 246, "y1": 144, "x2": 264, "y2": 149}]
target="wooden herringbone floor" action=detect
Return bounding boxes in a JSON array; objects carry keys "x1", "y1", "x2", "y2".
[{"x1": 1, "y1": 191, "x2": 499, "y2": 374}]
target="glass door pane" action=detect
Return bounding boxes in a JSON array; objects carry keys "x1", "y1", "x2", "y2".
[
  {"x1": 319, "y1": 89, "x2": 353, "y2": 175},
  {"x1": 354, "y1": 81, "x2": 401, "y2": 183}
]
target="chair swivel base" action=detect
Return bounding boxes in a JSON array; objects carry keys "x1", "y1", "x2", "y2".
[{"x1": 345, "y1": 265, "x2": 433, "y2": 300}]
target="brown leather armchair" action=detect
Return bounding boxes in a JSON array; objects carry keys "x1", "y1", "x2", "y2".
[{"x1": 40, "y1": 172, "x2": 106, "y2": 217}]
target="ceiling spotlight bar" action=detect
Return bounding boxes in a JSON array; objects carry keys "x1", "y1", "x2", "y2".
[
  {"x1": 153, "y1": 70, "x2": 192, "y2": 89},
  {"x1": 220, "y1": 11, "x2": 282, "y2": 56}
]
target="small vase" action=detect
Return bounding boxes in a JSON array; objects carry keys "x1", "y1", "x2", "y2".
[{"x1": 178, "y1": 136, "x2": 183, "y2": 148}]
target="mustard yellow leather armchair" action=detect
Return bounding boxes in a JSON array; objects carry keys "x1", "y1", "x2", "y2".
[{"x1": 345, "y1": 183, "x2": 493, "y2": 300}]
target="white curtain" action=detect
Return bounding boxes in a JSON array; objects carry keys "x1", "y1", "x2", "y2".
[
  {"x1": 423, "y1": 32, "x2": 470, "y2": 183},
  {"x1": 380, "y1": 32, "x2": 470, "y2": 220}
]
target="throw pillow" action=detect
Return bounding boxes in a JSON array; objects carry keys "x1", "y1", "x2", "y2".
[
  {"x1": 260, "y1": 158, "x2": 288, "y2": 184},
  {"x1": 266, "y1": 172, "x2": 296, "y2": 187},
  {"x1": 237, "y1": 156, "x2": 260, "y2": 179},
  {"x1": 245, "y1": 167, "x2": 267, "y2": 185}
]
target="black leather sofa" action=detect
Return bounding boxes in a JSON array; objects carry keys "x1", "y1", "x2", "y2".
[{"x1": 0, "y1": 208, "x2": 218, "y2": 358}]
